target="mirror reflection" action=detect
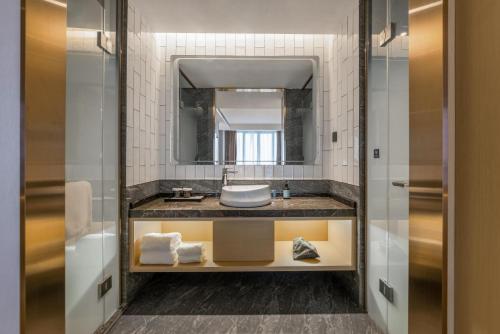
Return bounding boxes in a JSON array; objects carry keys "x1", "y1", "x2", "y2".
[{"x1": 174, "y1": 57, "x2": 318, "y2": 165}]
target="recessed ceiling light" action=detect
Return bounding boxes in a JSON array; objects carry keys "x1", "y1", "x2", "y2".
[
  {"x1": 43, "y1": 0, "x2": 66, "y2": 8},
  {"x1": 409, "y1": 1, "x2": 442, "y2": 15}
]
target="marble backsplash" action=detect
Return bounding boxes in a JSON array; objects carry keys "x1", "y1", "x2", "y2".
[{"x1": 160, "y1": 179, "x2": 331, "y2": 196}]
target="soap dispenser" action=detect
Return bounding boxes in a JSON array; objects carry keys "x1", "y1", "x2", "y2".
[{"x1": 283, "y1": 182, "x2": 291, "y2": 199}]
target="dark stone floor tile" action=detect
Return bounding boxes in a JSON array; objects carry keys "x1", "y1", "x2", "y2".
[{"x1": 124, "y1": 272, "x2": 362, "y2": 316}]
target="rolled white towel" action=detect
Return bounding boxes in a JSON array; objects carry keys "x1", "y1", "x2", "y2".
[
  {"x1": 177, "y1": 242, "x2": 205, "y2": 257},
  {"x1": 179, "y1": 253, "x2": 206, "y2": 264},
  {"x1": 140, "y1": 250, "x2": 178, "y2": 265},
  {"x1": 141, "y1": 232, "x2": 181, "y2": 251}
]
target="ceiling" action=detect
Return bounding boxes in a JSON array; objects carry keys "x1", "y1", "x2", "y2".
[
  {"x1": 216, "y1": 91, "x2": 282, "y2": 129},
  {"x1": 179, "y1": 58, "x2": 314, "y2": 89},
  {"x1": 134, "y1": 0, "x2": 351, "y2": 33}
]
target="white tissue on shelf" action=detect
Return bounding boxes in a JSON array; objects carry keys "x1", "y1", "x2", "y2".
[{"x1": 141, "y1": 232, "x2": 182, "y2": 251}]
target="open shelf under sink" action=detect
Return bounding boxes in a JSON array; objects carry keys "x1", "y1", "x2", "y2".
[{"x1": 130, "y1": 218, "x2": 356, "y2": 272}]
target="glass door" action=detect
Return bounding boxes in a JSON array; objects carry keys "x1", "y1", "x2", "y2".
[
  {"x1": 65, "y1": 0, "x2": 119, "y2": 332},
  {"x1": 386, "y1": 0, "x2": 409, "y2": 332},
  {"x1": 367, "y1": 0, "x2": 389, "y2": 330},
  {"x1": 65, "y1": 0, "x2": 105, "y2": 332},
  {"x1": 101, "y1": 0, "x2": 120, "y2": 322},
  {"x1": 367, "y1": 0, "x2": 390, "y2": 330},
  {"x1": 367, "y1": 0, "x2": 409, "y2": 332}
]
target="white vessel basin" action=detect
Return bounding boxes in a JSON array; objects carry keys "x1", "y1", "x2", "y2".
[{"x1": 220, "y1": 185, "x2": 272, "y2": 208}]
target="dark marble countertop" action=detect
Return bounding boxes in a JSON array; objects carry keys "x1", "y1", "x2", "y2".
[{"x1": 129, "y1": 196, "x2": 356, "y2": 219}]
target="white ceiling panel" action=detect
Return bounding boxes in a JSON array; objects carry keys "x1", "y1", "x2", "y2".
[
  {"x1": 134, "y1": 0, "x2": 351, "y2": 33},
  {"x1": 179, "y1": 57, "x2": 314, "y2": 89}
]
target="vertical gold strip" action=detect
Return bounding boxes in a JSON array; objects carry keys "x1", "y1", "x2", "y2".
[
  {"x1": 22, "y1": 0, "x2": 66, "y2": 333},
  {"x1": 455, "y1": 0, "x2": 500, "y2": 332},
  {"x1": 409, "y1": 0, "x2": 447, "y2": 333}
]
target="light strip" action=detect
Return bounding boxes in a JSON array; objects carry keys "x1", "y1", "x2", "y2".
[
  {"x1": 43, "y1": 0, "x2": 67, "y2": 8},
  {"x1": 409, "y1": 1, "x2": 442, "y2": 15}
]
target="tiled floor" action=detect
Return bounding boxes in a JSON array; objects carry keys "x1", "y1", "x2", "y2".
[
  {"x1": 123, "y1": 272, "x2": 362, "y2": 315},
  {"x1": 108, "y1": 314, "x2": 381, "y2": 334},
  {"x1": 109, "y1": 273, "x2": 380, "y2": 334}
]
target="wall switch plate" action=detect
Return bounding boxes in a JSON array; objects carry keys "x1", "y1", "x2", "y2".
[
  {"x1": 379, "y1": 279, "x2": 394, "y2": 303},
  {"x1": 332, "y1": 131, "x2": 338, "y2": 143},
  {"x1": 373, "y1": 148, "x2": 380, "y2": 159},
  {"x1": 98, "y1": 276, "x2": 112, "y2": 299}
]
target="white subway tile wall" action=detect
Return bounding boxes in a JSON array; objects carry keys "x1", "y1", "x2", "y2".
[
  {"x1": 156, "y1": 33, "x2": 333, "y2": 180},
  {"x1": 126, "y1": 0, "x2": 360, "y2": 186},
  {"x1": 157, "y1": 31, "x2": 328, "y2": 182},
  {"x1": 327, "y1": 2, "x2": 361, "y2": 186},
  {"x1": 126, "y1": 2, "x2": 161, "y2": 186}
]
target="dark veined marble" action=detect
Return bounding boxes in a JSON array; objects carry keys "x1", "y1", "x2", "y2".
[
  {"x1": 327, "y1": 181, "x2": 360, "y2": 205},
  {"x1": 124, "y1": 272, "x2": 363, "y2": 316},
  {"x1": 179, "y1": 88, "x2": 214, "y2": 163},
  {"x1": 121, "y1": 181, "x2": 161, "y2": 304},
  {"x1": 160, "y1": 179, "x2": 332, "y2": 197},
  {"x1": 129, "y1": 196, "x2": 356, "y2": 219},
  {"x1": 357, "y1": 0, "x2": 368, "y2": 312},
  {"x1": 107, "y1": 273, "x2": 383, "y2": 334},
  {"x1": 284, "y1": 89, "x2": 313, "y2": 162},
  {"x1": 108, "y1": 314, "x2": 382, "y2": 334}
]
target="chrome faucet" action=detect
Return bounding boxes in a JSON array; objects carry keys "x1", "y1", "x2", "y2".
[{"x1": 222, "y1": 167, "x2": 237, "y2": 186}]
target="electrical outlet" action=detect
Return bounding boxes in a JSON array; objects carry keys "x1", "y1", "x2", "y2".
[
  {"x1": 98, "y1": 276, "x2": 112, "y2": 298},
  {"x1": 379, "y1": 279, "x2": 394, "y2": 303},
  {"x1": 332, "y1": 131, "x2": 338, "y2": 143}
]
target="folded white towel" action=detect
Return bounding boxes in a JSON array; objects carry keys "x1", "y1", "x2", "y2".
[
  {"x1": 179, "y1": 253, "x2": 206, "y2": 264},
  {"x1": 140, "y1": 250, "x2": 178, "y2": 265},
  {"x1": 65, "y1": 181, "x2": 93, "y2": 240},
  {"x1": 141, "y1": 232, "x2": 182, "y2": 251},
  {"x1": 177, "y1": 242, "x2": 205, "y2": 257}
]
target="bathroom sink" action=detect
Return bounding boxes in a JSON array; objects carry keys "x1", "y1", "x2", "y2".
[{"x1": 220, "y1": 185, "x2": 272, "y2": 208}]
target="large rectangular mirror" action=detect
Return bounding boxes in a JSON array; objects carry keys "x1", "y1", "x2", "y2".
[{"x1": 172, "y1": 57, "x2": 320, "y2": 165}]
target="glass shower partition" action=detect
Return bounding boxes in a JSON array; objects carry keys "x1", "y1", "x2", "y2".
[
  {"x1": 102, "y1": 0, "x2": 120, "y2": 323},
  {"x1": 65, "y1": 0, "x2": 120, "y2": 333},
  {"x1": 367, "y1": 0, "x2": 409, "y2": 332}
]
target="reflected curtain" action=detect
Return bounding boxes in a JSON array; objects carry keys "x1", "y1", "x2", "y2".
[
  {"x1": 225, "y1": 131, "x2": 237, "y2": 164},
  {"x1": 276, "y1": 130, "x2": 282, "y2": 164}
]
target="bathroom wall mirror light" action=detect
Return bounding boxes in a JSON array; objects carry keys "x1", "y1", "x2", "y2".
[{"x1": 172, "y1": 56, "x2": 320, "y2": 165}]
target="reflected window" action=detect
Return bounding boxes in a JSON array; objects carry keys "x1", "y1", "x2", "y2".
[{"x1": 236, "y1": 131, "x2": 278, "y2": 165}]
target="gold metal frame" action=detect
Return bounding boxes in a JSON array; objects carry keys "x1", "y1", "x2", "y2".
[
  {"x1": 409, "y1": 0, "x2": 447, "y2": 332},
  {"x1": 21, "y1": 0, "x2": 67, "y2": 332}
]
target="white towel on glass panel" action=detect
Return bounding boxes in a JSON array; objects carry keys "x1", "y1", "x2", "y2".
[{"x1": 65, "y1": 181, "x2": 93, "y2": 240}]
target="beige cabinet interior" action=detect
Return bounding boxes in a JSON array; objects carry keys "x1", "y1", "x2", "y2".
[
  {"x1": 130, "y1": 217, "x2": 356, "y2": 272},
  {"x1": 213, "y1": 220, "x2": 275, "y2": 261}
]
